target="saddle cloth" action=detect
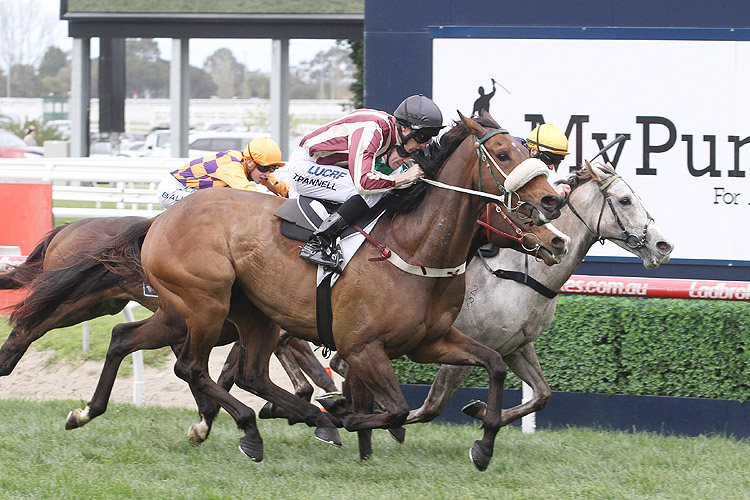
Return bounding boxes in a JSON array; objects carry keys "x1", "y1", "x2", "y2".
[{"x1": 273, "y1": 196, "x2": 385, "y2": 286}]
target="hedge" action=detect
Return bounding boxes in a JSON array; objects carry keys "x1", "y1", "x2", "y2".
[{"x1": 392, "y1": 296, "x2": 750, "y2": 401}]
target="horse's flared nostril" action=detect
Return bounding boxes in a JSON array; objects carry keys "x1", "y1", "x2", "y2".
[
  {"x1": 552, "y1": 236, "x2": 566, "y2": 250},
  {"x1": 657, "y1": 240, "x2": 672, "y2": 254},
  {"x1": 541, "y1": 195, "x2": 560, "y2": 210}
]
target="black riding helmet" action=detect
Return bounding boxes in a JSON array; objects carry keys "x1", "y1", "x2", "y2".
[{"x1": 393, "y1": 94, "x2": 444, "y2": 155}]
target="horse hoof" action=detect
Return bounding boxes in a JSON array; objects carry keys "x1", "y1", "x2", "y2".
[
  {"x1": 238, "y1": 435, "x2": 264, "y2": 462},
  {"x1": 461, "y1": 400, "x2": 487, "y2": 420},
  {"x1": 314, "y1": 427, "x2": 342, "y2": 447},
  {"x1": 315, "y1": 391, "x2": 345, "y2": 413},
  {"x1": 187, "y1": 422, "x2": 209, "y2": 444},
  {"x1": 258, "y1": 402, "x2": 274, "y2": 419},
  {"x1": 387, "y1": 427, "x2": 406, "y2": 444},
  {"x1": 469, "y1": 440, "x2": 491, "y2": 471},
  {"x1": 65, "y1": 409, "x2": 87, "y2": 430}
]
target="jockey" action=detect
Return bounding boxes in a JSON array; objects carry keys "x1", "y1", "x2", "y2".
[
  {"x1": 289, "y1": 94, "x2": 444, "y2": 270},
  {"x1": 523, "y1": 123, "x2": 571, "y2": 196},
  {"x1": 157, "y1": 137, "x2": 288, "y2": 208}
]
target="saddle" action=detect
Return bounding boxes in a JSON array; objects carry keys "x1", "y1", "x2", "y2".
[{"x1": 273, "y1": 196, "x2": 382, "y2": 241}]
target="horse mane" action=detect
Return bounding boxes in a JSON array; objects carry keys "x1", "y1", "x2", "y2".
[
  {"x1": 382, "y1": 116, "x2": 503, "y2": 214},
  {"x1": 559, "y1": 161, "x2": 616, "y2": 193}
]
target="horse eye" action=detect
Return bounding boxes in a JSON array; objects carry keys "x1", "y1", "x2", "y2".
[
  {"x1": 620, "y1": 196, "x2": 631, "y2": 205},
  {"x1": 496, "y1": 152, "x2": 510, "y2": 162}
]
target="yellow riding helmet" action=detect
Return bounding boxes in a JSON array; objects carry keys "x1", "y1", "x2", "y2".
[
  {"x1": 526, "y1": 124, "x2": 570, "y2": 156},
  {"x1": 242, "y1": 137, "x2": 285, "y2": 167}
]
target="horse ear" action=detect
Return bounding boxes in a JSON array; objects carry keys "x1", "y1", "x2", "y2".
[
  {"x1": 584, "y1": 160, "x2": 602, "y2": 181},
  {"x1": 458, "y1": 110, "x2": 485, "y2": 137},
  {"x1": 479, "y1": 109, "x2": 500, "y2": 128}
]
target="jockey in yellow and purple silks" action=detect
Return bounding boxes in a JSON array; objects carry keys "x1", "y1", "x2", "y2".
[{"x1": 157, "y1": 136, "x2": 288, "y2": 208}]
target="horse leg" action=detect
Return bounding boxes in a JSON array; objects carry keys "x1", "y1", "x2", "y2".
[
  {"x1": 287, "y1": 337, "x2": 338, "y2": 394},
  {"x1": 186, "y1": 335, "x2": 242, "y2": 444},
  {"x1": 407, "y1": 327, "x2": 506, "y2": 472},
  {"x1": 275, "y1": 337, "x2": 315, "y2": 401},
  {"x1": 405, "y1": 365, "x2": 475, "y2": 424},
  {"x1": 320, "y1": 342, "x2": 410, "y2": 433},
  {"x1": 462, "y1": 343, "x2": 551, "y2": 427},
  {"x1": 228, "y1": 314, "x2": 342, "y2": 447},
  {"x1": 65, "y1": 308, "x2": 186, "y2": 429},
  {"x1": 0, "y1": 298, "x2": 128, "y2": 377},
  {"x1": 343, "y1": 370, "x2": 375, "y2": 460}
]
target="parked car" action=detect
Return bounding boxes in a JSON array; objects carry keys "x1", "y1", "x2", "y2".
[
  {"x1": 0, "y1": 129, "x2": 43, "y2": 158},
  {"x1": 117, "y1": 141, "x2": 147, "y2": 157},
  {"x1": 142, "y1": 129, "x2": 172, "y2": 157}
]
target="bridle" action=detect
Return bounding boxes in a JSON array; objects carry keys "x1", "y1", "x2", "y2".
[
  {"x1": 567, "y1": 172, "x2": 653, "y2": 249},
  {"x1": 420, "y1": 127, "x2": 550, "y2": 220},
  {"x1": 475, "y1": 202, "x2": 540, "y2": 253}
]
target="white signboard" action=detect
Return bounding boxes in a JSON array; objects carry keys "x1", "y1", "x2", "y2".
[{"x1": 433, "y1": 38, "x2": 750, "y2": 262}]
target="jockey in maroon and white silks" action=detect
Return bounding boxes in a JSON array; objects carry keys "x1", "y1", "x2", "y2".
[
  {"x1": 289, "y1": 109, "x2": 400, "y2": 205},
  {"x1": 292, "y1": 94, "x2": 444, "y2": 270}
]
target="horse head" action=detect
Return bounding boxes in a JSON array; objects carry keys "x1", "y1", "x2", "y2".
[
  {"x1": 567, "y1": 160, "x2": 673, "y2": 268},
  {"x1": 458, "y1": 111, "x2": 564, "y2": 225},
  {"x1": 475, "y1": 202, "x2": 569, "y2": 266}
]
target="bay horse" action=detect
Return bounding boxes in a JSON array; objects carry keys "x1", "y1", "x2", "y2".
[
  {"x1": 9, "y1": 113, "x2": 565, "y2": 470},
  {"x1": 401, "y1": 160, "x2": 673, "y2": 428}
]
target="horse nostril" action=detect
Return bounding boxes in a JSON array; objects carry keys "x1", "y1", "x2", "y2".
[
  {"x1": 541, "y1": 195, "x2": 560, "y2": 209},
  {"x1": 657, "y1": 240, "x2": 672, "y2": 253},
  {"x1": 552, "y1": 236, "x2": 565, "y2": 249}
]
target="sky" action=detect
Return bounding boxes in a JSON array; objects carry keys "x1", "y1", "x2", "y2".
[{"x1": 40, "y1": 0, "x2": 337, "y2": 71}]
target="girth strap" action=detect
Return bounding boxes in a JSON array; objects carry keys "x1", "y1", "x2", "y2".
[
  {"x1": 490, "y1": 268, "x2": 558, "y2": 299},
  {"x1": 315, "y1": 273, "x2": 336, "y2": 352}
]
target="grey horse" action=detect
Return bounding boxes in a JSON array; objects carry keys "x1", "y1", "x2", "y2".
[{"x1": 403, "y1": 160, "x2": 673, "y2": 427}]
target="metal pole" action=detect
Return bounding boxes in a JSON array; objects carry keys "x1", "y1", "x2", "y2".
[
  {"x1": 521, "y1": 381, "x2": 536, "y2": 434},
  {"x1": 81, "y1": 320, "x2": 90, "y2": 352}
]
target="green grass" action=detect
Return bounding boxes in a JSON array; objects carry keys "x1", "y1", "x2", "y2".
[
  {"x1": 0, "y1": 306, "x2": 172, "y2": 377},
  {"x1": 0, "y1": 399, "x2": 747, "y2": 500}
]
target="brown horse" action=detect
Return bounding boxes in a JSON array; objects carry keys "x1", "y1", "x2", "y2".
[{"x1": 9, "y1": 113, "x2": 564, "y2": 470}]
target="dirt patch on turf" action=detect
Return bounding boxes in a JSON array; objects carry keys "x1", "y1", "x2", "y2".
[{"x1": 0, "y1": 343, "x2": 342, "y2": 412}]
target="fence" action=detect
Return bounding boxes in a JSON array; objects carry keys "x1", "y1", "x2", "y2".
[{"x1": 0, "y1": 157, "x2": 184, "y2": 219}]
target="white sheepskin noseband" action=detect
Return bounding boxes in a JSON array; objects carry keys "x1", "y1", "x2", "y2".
[{"x1": 503, "y1": 158, "x2": 549, "y2": 192}]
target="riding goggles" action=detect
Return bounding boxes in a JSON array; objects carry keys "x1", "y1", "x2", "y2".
[
  {"x1": 248, "y1": 153, "x2": 281, "y2": 173},
  {"x1": 409, "y1": 127, "x2": 441, "y2": 144},
  {"x1": 537, "y1": 151, "x2": 565, "y2": 170}
]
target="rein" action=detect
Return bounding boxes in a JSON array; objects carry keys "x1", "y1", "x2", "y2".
[
  {"x1": 567, "y1": 173, "x2": 653, "y2": 249},
  {"x1": 420, "y1": 127, "x2": 549, "y2": 216}
]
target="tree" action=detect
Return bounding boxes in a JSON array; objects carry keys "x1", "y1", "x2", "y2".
[
  {"x1": 203, "y1": 48, "x2": 245, "y2": 98},
  {"x1": 345, "y1": 39, "x2": 363, "y2": 109},
  {"x1": 189, "y1": 66, "x2": 218, "y2": 98},
  {"x1": 9, "y1": 64, "x2": 42, "y2": 97},
  {"x1": 38, "y1": 46, "x2": 68, "y2": 79},
  {"x1": 0, "y1": 0, "x2": 57, "y2": 96},
  {"x1": 291, "y1": 42, "x2": 354, "y2": 100},
  {"x1": 126, "y1": 38, "x2": 161, "y2": 63}
]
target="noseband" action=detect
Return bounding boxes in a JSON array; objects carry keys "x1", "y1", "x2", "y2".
[{"x1": 567, "y1": 173, "x2": 653, "y2": 249}]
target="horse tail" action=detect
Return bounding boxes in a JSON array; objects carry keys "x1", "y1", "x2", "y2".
[
  {"x1": 8, "y1": 218, "x2": 156, "y2": 333},
  {"x1": 0, "y1": 224, "x2": 69, "y2": 290}
]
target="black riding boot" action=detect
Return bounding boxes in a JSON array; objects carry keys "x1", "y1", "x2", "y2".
[
  {"x1": 299, "y1": 195, "x2": 370, "y2": 269},
  {"x1": 299, "y1": 212, "x2": 349, "y2": 268}
]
